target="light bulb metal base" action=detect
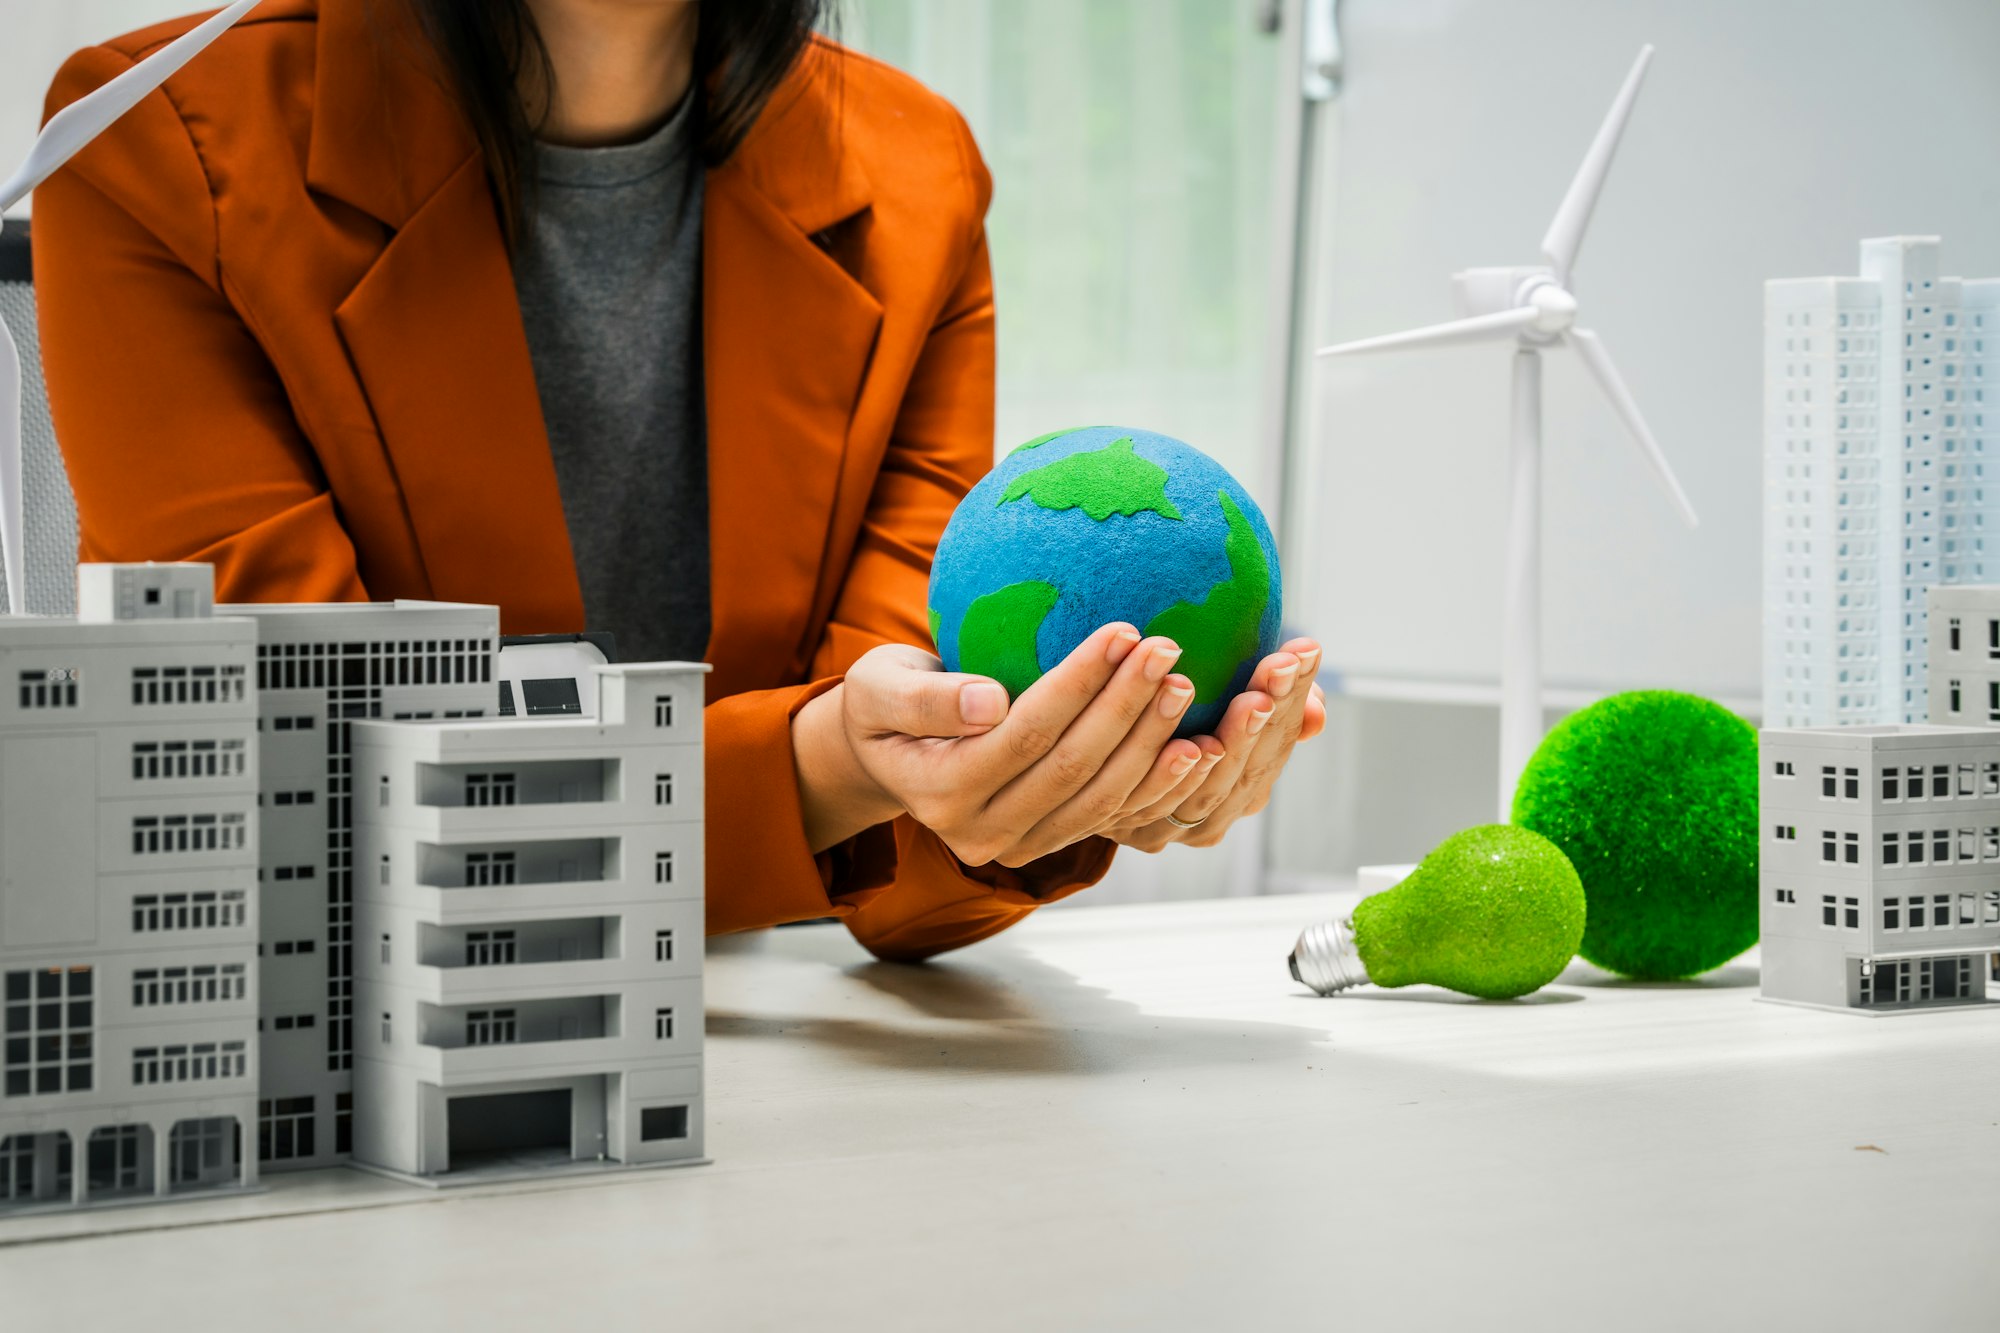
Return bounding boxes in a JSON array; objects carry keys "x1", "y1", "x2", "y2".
[{"x1": 1289, "y1": 915, "x2": 1371, "y2": 995}]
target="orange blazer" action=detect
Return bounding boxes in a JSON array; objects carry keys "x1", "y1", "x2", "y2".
[{"x1": 34, "y1": 0, "x2": 1114, "y2": 960}]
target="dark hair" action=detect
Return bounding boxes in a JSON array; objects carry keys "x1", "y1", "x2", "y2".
[{"x1": 406, "y1": 0, "x2": 829, "y2": 242}]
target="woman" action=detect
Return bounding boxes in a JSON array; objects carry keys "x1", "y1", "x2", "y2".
[{"x1": 35, "y1": 0, "x2": 1325, "y2": 960}]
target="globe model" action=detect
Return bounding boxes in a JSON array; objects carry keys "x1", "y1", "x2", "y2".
[{"x1": 927, "y1": 426, "x2": 1283, "y2": 739}]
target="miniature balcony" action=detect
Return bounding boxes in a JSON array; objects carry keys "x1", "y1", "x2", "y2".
[
  {"x1": 417, "y1": 759, "x2": 619, "y2": 809},
  {"x1": 410, "y1": 917, "x2": 626, "y2": 1002},
  {"x1": 413, "y1": 996, "x2": 628, "y2": 1078},
  {"x1": 413, "y1": 837, "x2": 619, "y2": 891}
]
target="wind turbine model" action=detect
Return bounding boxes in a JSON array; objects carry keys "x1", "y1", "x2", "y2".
[
  {"x1": 0, "y1": 0, "x2": 257, "y2": 615},
  {"x1": 1315, "y1": 44, "x2": 1699, "y2": 820}
]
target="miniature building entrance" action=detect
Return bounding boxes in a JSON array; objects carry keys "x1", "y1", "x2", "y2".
[
  {"x1": 445, "y1": 1088, "x2": 572, "y2": 1170},
  {"x1": 169, "y1": 1117, "x2": 241, "y2": 1191}
]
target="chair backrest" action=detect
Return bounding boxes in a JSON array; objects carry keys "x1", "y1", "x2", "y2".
[{"x1": 0, "y1": 220, "x2": 81, "y2": 615}]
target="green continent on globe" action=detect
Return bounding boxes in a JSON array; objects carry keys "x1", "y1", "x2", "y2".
[
  {"x1": 998, "y1": 436, "x2": 1183, "y2": 521},
  {"x1": 1512, "y1": 690, "x2": 1759, "y2": 980},
  {"x1": 1008, "y1": 427, "x2": 1090, "y2": 455},
  {"x1": 1142, "y1": 492, "x2": 1271, "y2": 702},
  {"x1": 1352, "y1": 825, "x2": 1587, "y2": 1000},
  {"x1": 957, "y1": 580, "x2": 1061, "y2": 698},
  {"x1": 927, "y1": 607, "x2": 942, "y2": 650}
]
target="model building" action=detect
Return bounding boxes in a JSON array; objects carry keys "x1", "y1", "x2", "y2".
[
  {"x1": 1759, "y1": 722, "x2": 2000, "y2": 1012},
  {"x1": 1763, "y1": 236, "x2": 2000, "y2": 729}
]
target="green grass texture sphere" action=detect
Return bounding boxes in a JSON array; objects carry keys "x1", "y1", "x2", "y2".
[
  {"x1": 927, "y1": 426, "x2": 1282, "y2": 738},
  {"x1": 1356, "y1": 824, "x2": 1587, "y2": 999},
  {"x1": 1511, "y1": 690, "x2": 1759, "y2": 980}
]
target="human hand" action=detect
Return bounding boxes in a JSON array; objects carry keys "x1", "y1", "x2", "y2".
[
  {"x1": 1100, "y1": 638, "x2": 1326, "y2": 852},
  {"x1": 793, "y1": 624, "x2": 1213, "y2": 866}
]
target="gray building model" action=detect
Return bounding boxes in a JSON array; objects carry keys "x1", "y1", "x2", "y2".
[
  {"x1": 1759, "y1": 724, "x2": 2000, "y2": 1012},
  {"x1": 351, "y1": 661, "x2": 707, "y2": 1178},
  {"x1": 0, "y1": 564, "x2": 707, "y2": 1214},
  {"x1": 0, "y1": 565, "x2": 259, "y2": 1207}
]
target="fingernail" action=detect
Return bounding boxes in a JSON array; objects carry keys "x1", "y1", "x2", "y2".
[
  {"x1": 1269, "y1": 662, "x2": 1298, "y2": 700},
  {"x1": 1105, "y1": 628, "x2": 1141, "y2": 664},
  {"x1": 959, "y1": 682, "x2": 1007, "y2": 726},
  {"x1": 1301, "y1": 648, "x2": 1322, "y2": 676},
  {"x1": 1161, "y1": 681, "x2": 1194, "y2": 717},
  {"x1": 1170, "y1": 752, "x2": 1199, "y2": 777},
  {"x1": 1144, "y1": 644, "x2": 1183, "y2": 682},
  {"x1": 1248, "y1": 707, "x2": 1274, "y2": 736}
]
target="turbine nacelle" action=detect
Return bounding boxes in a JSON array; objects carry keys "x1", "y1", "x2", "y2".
[{"x1": 1452, "y1": 267, "x2": 1577, "y2": 342}]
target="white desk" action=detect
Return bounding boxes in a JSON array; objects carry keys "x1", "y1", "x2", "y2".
[{"x1": 4, "y1": 891, "x2": 1997, "y2": 1330}]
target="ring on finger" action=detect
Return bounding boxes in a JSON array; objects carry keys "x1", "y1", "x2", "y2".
[{"x1": 1163, "y1": 810, "x2": 1207, "y2": 830}]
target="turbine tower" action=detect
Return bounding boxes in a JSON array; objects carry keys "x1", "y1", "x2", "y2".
[
  {"x1": 0, "y1": 0, "x2": 257, "y2": 614},
  {"x1": 1316, "y1": 44, "x2": 1699, "y2": 820}
]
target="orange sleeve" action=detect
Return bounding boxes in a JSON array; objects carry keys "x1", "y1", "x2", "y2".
[
  {"x1": 33, "y1": 46, "x2": 369, "y2": 605},
  {"x1": 805, "y1": 112, "x2": 1115, "y2": 961}
]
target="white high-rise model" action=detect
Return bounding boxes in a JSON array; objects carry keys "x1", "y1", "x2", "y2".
[
  {"x1": 1316, "y1": 45, "x2": 1700, "y2": 818},
  {"x1": 0, "y1": 1, "x2": 258, "y2": 615}
]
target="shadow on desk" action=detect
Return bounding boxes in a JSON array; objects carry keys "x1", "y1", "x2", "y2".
[
  {"x1": 1557, "y1": 961, "x2": 1761, "y2": 990},
  {"x1": 706, "y1": 929, "x2": 1326, "y2": 1078}
]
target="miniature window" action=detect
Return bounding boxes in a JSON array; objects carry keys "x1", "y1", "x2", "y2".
[
  {"x1": 1950, "y1": 617, "x2": 1963, "y2": 650},
  {"x1": 654, "y1": 696, "x2": 675, "y2": 728},
  {"x1": 379, "y1": 855, "x2": 389, "y2": 886},
  {"x1": 270, "y1": 940, "x2": 315, "y2": 956},
  {"x1": 1991, "y1": 682, "x2": 2000, "y2": 724},
  {"x1": 1820, "y1": 895, "x2": 1837, "y2": 927},
  {"x1": 465, "y1": 773, "x2": 517, "y2": 807},
  {"x1": 1774, "y1": 761, "x2": 1795, "y2": 777},
  {"x1": 2, "y1": 967, "x2": 93, "y2": 1097},
  {"x1": 465, "y1": 930, "x2": 516, "y2": 967},
  {"x1": 655, "y1": 851, "x2": 674, "y2": 884},
  {"x1": 380, "y1": 934, "x2": 391, "y2": 965},
  {"x1": 379, "y1": 776, "x2": 390, "y2": 807},
  {"x1": 655, "y1": 930, "x2": 675, "y2": 962},
  {"x1": 1883, "y1": 898, "x2": 1901, "y2": 930},
  {"x1": 466, "y1": 1009, "x2": 516, "y2": 1045},
  {"x1": 1821, "y1": 832, "x2": 1837, "y2": 863},
  {"x1": 1881, "y1": 834, "x2": 1899, "y2": 866},
  {"x1": 1933, "y1": 765, "x2": 1950, "y2": 798},
  {"x1": 131, "y1": 889, "x2": 246, "y2": 932},
  {"x1": 1985, "y1": 891, "x2": 2000, "y2": 925},
  {"x1": 1843, "y1": 898, "x2": 1859, "y2": 929},
  {"x1": 655, "y1": 774, "x2": 674, "y2": 806},
  {"x1": 640, "y1": 1106, "x2": 689, "y2": 1142},
  {"x1": 17, "y1": 668, "x2": 79, "y2": 709},
  {"x1": 1844, "y1": 833, "x2": 1859, "y2": 864},
  {"x1": 1773, "y1": 888, "x2": 1796, "y2": 905},
  {"x1": 1882, "y1": 769, "x2": 1900, "y2": 801},
  {"x1": 131, "y1": 963, "x2": 247, "y2": 1007},
  {"x1": 464, "y1": 852, "x2": 517, "y2": 887},
  {"x1": 1985, "y1": 763, "x2": 2000, "y2": 796},
  {"x1": 655, "y1": 1008, "x2": 675, "y2": 1040},
  {"x1": 1934, "y1": 893, "x2": 1953, "y2": 926},
  {"x1": 1959, "y1": 893, "x2": 1979, "y2": 926},
  {"x1": 270, "y1": 1014, "x2": 316, "y2": 1031},
  {"x1": 1774, "y1": 825, "x2": 1796, "y2": 842},
  {"x1": 1906, "y1": 830, "x2": 1925, "y2": 865},
  {"x1": 1843, "y1": 767, "x2": 1860, "y2": 799},
  {"x1": 1931, "y1": 829, "x2": 1950, "y2": 863},
  {"x1": 1906, "y1": 765, "x2": 1927, "y2": 799},
  {"x1": 1821, "y1": 766, "x2": 1838, "y2": 798},
  {"x1": 258, "y1": 1097, "x2": 316, "y2": 1161},
  {"x1": 130, "y1": 1040, "x2": 246, "y2": 1086},
  {"x1": 1960, "y1": 828, "x2": 1977, "y2": 862},
  {"x1": 381, "y1": 1013, "x2": 392, "y2": 1044}
]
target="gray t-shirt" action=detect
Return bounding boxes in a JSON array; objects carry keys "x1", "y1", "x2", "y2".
[{"x1": 512, "y1": 95, "x2": 709, "y2": 664}]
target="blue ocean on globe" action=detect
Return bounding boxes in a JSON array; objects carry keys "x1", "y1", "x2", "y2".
[{"x1": 927, "y1": 425, "x2": 1284, "y2": 739}]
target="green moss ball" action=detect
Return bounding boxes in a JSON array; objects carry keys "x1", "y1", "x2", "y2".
[
  {"x1": 1353, "y1": 824, "x2": 1586, "y2": 1000},
  {"x1": 1511, "y1": 690, "x2": 1758, "y2": 979}
]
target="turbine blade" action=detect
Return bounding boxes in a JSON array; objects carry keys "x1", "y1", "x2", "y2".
[
  {"x1": 0, "y1": 316, "x2": 21, "y2": 613},
  {"x1": 1316, "y1": 307, "x2": 1537, "y2": 358},
  {"x1": 1565, "y1": 327, "x2": 1698, "y2": 528},
  {"x1": 1540, "y1": 45, "x2": 1653, "y2": 287},
  {"x1": 0, "y1": 0, "x2": 260, "y2": 211}
]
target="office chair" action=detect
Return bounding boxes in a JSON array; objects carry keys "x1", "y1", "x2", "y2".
[{"x1": 0, "y1": 220, "x2": 82, "y2": 615}]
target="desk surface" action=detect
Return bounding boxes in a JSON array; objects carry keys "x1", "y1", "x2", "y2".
[{"x1": 5, "y1": 891, "x2": 1997, "y2": 1331}]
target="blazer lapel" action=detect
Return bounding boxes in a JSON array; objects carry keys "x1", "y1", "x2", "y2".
[
  {"x1": 702, "y1": 45, "x2": 881, "y2": 688},
  {"x1": 333, "y1": 157, "x2": 583, "y2": 632}
]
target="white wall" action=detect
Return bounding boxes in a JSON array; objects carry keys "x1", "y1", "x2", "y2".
[
  {"x1": 1296, "y1": 0, "x2": 2000, "y2": 704},
  {"x1": 2, "y1": 1, "x2": 204, "y2": 215}
]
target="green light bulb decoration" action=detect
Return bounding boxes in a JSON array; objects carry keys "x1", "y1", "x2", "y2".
[{"x1": 1289, "y1": 825, "x2": 1587, "y2": 1000}]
